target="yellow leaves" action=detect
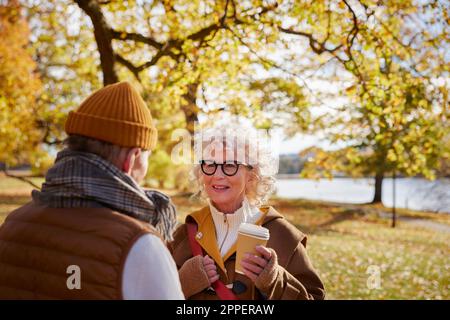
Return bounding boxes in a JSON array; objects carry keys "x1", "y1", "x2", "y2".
[
  {"x1": 307, "y1": 214, "x2": 450, "y2": 299},
  {"x1": 418, "y1": 99, "x2": 428, "y2": 108},
  {"x1": 410, "y1": 145, "x2": 419, "y2": 155},
  {"x1": 345, "y1": 148, "x2": 362, "y2": 165},
  {"x1": 374, "y1": 133, "x2": 384, "y2": 142},
  {"x1": 387, "y1": 149, "x2": 397, "y2": 162},
  {"x1": 393, "y1": 141, "x2": 405, "y2": 154},
  {"x1": 345, "y1": 84, "x2": 356, "y2": 94},
  {"x1": 0, "y1": 1, "x2": 44, "y2": 168}
]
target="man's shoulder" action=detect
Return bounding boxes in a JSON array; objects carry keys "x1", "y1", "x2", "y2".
[
  {"x1": 125, "y1": 232, "x2": 178, "y2": 276},
  {"x1": 3, "y1": 200, "x2": 34, "y2": 217},
  {"x1": 2, "y1": 200, "x2": 160, "y2": 240},
  {"x1": 2, "y1": 200, "x2": 49, "y2": 225},
  {"x1": 129, "y1": 233, "x2": 168, "y2": 255}
]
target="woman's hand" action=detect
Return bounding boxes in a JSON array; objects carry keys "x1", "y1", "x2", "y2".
[
  {"x1": 178, "y1": 255, "x2": 220, "y2": 298},
  {"x1": 203, "y1": 255, "x2": 220, "y2": 284},
  {"x1": 241, "y1": 245, "x2": 273, "y2": 283}
]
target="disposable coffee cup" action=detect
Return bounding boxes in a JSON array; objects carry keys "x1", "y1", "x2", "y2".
[{"x1": 235, "y1": 223, "x2": 270, "y2": 275}]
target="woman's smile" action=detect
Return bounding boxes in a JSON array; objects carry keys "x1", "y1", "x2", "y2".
[{"x1": 211, "y1": 184, "x2": 230, "y2": 191}]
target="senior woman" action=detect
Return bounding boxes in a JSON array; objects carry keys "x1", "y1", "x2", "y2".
[{"x1": 169, "y1": 123, "x2": 325, "y2": 300}]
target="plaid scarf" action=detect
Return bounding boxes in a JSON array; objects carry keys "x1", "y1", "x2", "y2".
[{"x1": 32, "y1": 149, "x2": 177, "y2": 242}]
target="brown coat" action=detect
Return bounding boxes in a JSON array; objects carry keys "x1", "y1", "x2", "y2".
[
  {"x1": 169, "y1": 206, "x2": 325, "y2": 300},
  {"x1": 0, "y1": 200, "x2": 159, "y2": 299}
]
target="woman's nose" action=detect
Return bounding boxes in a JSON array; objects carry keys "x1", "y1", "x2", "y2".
[
  {"x1": 213, "y1": 166, "x2": 227, "y2": 178},
  {"x1": 213, "y1": 165, "x2": 226, "y2": 177}
]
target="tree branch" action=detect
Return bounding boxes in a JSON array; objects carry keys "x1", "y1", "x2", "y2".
[
  {"x1": 110, "y1": 6, "x2": 231, "y2": 76},
  {"x1": 114, "y1": 53, "x2": 141, "y2": 81},
  {"x1": 226, "y1": 26, "x2": 331, "y2": 109},
  {"x1": 36, "y1": 119, "x2": 64, "y2": 146},
  {"x1": 343, "y1": 0, "x2": 359, "y2": 50},
  {"x1": 110, "y1": 29, "x2": 163, "y2": 49},
  {"x1": 79, "y1": 0, "x2": 279, "y2": 83},
  {"x1": 220, "y1": 0, "x2": 230, "y2": 26},
  {"x1": 2, "y1": 169, "x2": 41, "y2": 190},
  {"x1": 279, "y1": 27, "x2": 343, "y2": 55}
]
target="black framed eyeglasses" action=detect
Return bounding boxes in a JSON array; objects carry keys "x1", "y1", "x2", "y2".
[{"x1": 200, "y1": 160, "x2": 253, "y2": 177}]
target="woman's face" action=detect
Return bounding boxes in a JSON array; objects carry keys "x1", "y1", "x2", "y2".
[{"x1": 201, "y1": 145, "x2": 252, "y2": 213}]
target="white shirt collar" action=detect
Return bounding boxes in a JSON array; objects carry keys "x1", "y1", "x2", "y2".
[
  {"x1": 209, "y1": 197, "x2": 262, "y2": 257},
  {"x1": 208, "y1": 197, "x2": 256, "y2": 220}
]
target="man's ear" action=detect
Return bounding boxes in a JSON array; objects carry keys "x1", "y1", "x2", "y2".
[{"x1": 122, "y1": 148, "x2": 141, "y2": 174}]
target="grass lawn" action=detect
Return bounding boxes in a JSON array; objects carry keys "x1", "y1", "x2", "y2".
[
  {"x1": 1, "y1": 176, "x2": 449, "y2": 299},
  {"x1": 0, "y1": 175, "x2": 44, "y2": 194}
]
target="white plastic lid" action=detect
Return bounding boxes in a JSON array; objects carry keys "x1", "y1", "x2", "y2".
[{"x1": 238, "y1": 223, "x2": 270, "y2": 240}]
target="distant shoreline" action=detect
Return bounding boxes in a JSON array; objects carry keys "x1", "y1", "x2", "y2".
[
  {"x1": 275, "y1": 174, "x2": 450, "y2": 180},
  {"x1": 277, "y1": 174, "x2": 356, "y2": 179}
]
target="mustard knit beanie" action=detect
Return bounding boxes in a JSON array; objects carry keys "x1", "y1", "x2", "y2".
[{"x1": 65, "y1": 81, "x2": 157, "y2": 150}]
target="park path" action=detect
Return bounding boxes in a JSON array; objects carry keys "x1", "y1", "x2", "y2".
[
  {"x1": 334, "y1": 203, "x2": 450, "y2": 234},
  {"x1": 377, "y1": 211, "x2": 450, "y2": 233}
]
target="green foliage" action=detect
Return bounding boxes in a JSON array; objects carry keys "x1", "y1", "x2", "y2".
[
  {"x1": 26, "y1": 0, "x2": 102, "y2": 146},
  {"x1": 295, "y1": 0, "x2": 449, "y2": 182},
  {"x1": 248, "y1": 77, "x2": 311, "y2": 132},
  {"x1": 145, "y1": 150, "x2": 173, "y2": 188},
  {"x1": 145, "y1": 149, "x2": 191, "y2": 190},
  {"x1": 325, "y1": 64, "x2": 447, "y2": 180},
  {"x1": 3, "y1": 0, "x2": 447, "y2": 185}
]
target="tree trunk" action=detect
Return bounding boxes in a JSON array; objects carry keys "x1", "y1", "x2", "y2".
[
  {"x1": 372, "y1": 172, "x2": 383, "y2": 204},
  {"x1": 391, "y1": 171, "x2": 396, "y2": 228},
  {"x1": 75, "y1": 0, "x2": 119, "y2": 86},
  {"x1": 181, "y1": 82, "x2": 199, "y2": 136}
]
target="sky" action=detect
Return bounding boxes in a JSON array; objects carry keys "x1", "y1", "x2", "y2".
[{"x1": 279, "y1": 134, "x2": 321, "y2": 155}]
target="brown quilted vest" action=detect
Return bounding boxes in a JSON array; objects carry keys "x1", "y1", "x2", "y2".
[{"x1": 0, "y1": 200, "x2": 160, "y2": 299}]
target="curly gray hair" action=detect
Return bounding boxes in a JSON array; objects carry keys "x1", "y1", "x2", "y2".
[{"x1": 190, "y1": 122, "x2": 279, "y2": 207}]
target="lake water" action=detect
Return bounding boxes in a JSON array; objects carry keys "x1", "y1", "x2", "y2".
[{"x1": 275, "y1": 177, "x2": 450, "y2": 213}]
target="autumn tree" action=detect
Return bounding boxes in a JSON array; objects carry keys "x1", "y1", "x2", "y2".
[
  {"x1": 26, "y1": 1, "x2": 102, "y2": 147},
  {"x1": 0, "y1": 0, "x2": 47, "y2": 179},
  {"x1": 303, "y1": 67, "x2": 447, "y2": 202},
  {"x1": 68, "y1": 0, "x2": 320, "y2": 133},
  {"x1": 9, "y1": 0, "x2": 448, "y2": 195},
  {"x1": 291, "y1": 0, "x2": 449, "y2": 203}
]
